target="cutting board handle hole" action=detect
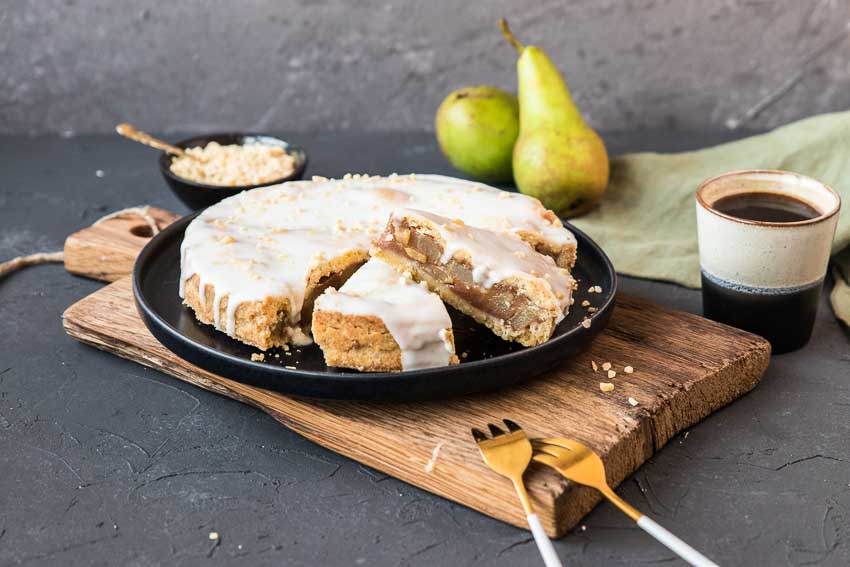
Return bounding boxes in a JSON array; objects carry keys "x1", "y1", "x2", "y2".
[{"x1": 130, "y1": 224, "x2": 153, "y2": 238}]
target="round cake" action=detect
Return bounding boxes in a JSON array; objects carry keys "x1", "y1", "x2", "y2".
[{"x1": 179, "y1": 173, "x2": 577, "y2": 350}]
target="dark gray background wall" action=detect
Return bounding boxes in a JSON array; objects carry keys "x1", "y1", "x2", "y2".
[{"x1": 2, "y1": 0, "x2": 850, "y2": 135}]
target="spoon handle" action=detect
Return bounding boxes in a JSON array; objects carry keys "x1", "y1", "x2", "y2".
[{"x1": 115, "y1": 123, "x2": 187, "y2": 158}]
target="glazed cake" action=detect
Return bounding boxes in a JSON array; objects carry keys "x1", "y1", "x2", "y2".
[
  {"x1": 179, "y1": 174, "x2": 577, "y2": 350},
  {"x1": 312, "y1": 258, "x2": 458, "y2": 371},
  {"x1": 371, "y1": 209, "x2": 575, "y2": 347}
]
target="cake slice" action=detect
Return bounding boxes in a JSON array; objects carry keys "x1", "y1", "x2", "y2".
[
  {"x1": 371, "y1": 209, "x2": 575, "y2": 347},
  {"x1": 312, "y1": 258, "x2": 458, "y2": 372}
]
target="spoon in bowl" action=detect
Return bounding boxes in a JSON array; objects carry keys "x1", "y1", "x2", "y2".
[{"x1": 115, "y1": 123, "x2": 204, "y2": 162}]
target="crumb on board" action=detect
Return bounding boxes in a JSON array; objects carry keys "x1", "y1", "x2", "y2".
[
  {"x1": 591, "y1": 360, "x2": 598, "y2": 371},
  {"x1": 209, "y1": 531, "x2": 219, "y2": 541},
  {"x1": 602, "y1": 362, "x2": 611, "y2": 371},
  {"x1": 628, "y1": 397, "x2": 639, "y2": 407},
  {"x1": 424, "y1": 441, "x2": 445, "y2": 473},
  {"x1": 251, "y1": 353, "x2": 265, "y2": 362},
  {"x1": 607, "y1": 369, "x2": 617, "y2": 379},
  {"x1": 600, "y1": 382, "x2": 615, "y2": 392},
  {"x1": 624, "y1": 365, "x2": 634, "y2": 374}
]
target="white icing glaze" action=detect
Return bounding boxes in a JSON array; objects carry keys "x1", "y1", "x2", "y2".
[
  {"x1": 314, "y1": 258, "x2": 454, "y2": 370},
  {"x1": 392, "y1": 208, "x2": 574, "y2": 323},
  {"x1": 180, "y1": 173, "x2": 576, "y2": 342}
]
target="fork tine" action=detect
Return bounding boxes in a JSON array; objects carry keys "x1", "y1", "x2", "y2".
[
  {"x1": 503, "y1": 419, "x2": 521, "y2": 432},
  {"x1": 533, "y1": 443, "x2": 570, "y2": 459},
  {"x1": 488, "y1": 423, "x2": 506, "y2": 437},
  {"x1": 531, "y1": 452, "x2": 560, "y2": 467},
  {"x1": 471, "y1": 428, "x2": 489, "y2": 442},
  {"x1": 538, "y1": 438, "x2": 579, "y2": 451}
]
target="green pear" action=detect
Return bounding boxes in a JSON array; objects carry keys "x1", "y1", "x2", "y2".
[
  {"x1": 500, "y1": 19, "x2": 609, "y2": 217},
  {"x1": 435, "y1": 86, "x2": 519, "y2": 183}
]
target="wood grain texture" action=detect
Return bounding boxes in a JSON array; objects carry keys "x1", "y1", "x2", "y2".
[
  {"x1": 62, "y1": 277, "x2": 771, "y2": 537},
  {"x1": 63, "y1": 207, "x2": 180, "y2": 282}
]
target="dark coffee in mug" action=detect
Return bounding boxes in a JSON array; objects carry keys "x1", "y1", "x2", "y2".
[
  {"x1": 696, "y1": 171, "x2": 840, "y2": 354},
  {"x1": 712, "y1": 192, "x2": 820, "y2": 223}
]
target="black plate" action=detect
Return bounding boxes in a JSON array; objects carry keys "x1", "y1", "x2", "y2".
[{"x1": 133, "y1": 213, "x2": 616, "y2": 400}]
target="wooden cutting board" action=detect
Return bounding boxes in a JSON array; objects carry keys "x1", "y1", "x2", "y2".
[{"x1": 61, "y1": 208, "x2": 771, "y2": 537}]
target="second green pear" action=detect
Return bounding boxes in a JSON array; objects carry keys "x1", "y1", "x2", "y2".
[{"x1": 501, "y1": 20, "x2": 609, "y2": 218}]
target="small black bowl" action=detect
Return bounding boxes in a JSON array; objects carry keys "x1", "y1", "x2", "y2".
[{"x1": 158, "y1": 132, "x2": 308, "y2": 210}]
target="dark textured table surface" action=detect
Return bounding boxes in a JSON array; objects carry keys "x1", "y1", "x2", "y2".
[{"x1": 1, "y1": 132, "x2": 848, "y2": 567}]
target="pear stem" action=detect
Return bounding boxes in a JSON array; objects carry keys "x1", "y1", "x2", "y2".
[{"x1": 499, "y1": 18, "x2": 524, "y2": 52}]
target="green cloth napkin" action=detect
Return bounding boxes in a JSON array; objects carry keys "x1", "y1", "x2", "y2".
[{"x1": 570, "y1": 111, "x2": 850, "y2": 326}]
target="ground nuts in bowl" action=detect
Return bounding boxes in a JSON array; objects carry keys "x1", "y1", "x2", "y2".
[
  {"x1": 170, "y1": 142, "x2": 298, "y2": 187},
  {"x1": 159, "y1": 133, "x2": 308, "y2": 210}
]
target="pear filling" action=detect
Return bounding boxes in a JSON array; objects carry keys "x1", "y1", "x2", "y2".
[{"x1": 375, "y1": 225, "x2": 548, "y2": 332}]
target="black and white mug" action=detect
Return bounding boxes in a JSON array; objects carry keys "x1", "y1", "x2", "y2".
[{"x1": 696, "y1": 170, "x2": 841, "y2": 353}]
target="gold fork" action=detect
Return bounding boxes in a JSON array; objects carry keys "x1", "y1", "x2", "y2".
[
  {"x1": 472, "y1": 420, "x2": 563, "y2": 567},
  {"x1": 533, "y1": 438, "x2": 718, "y2": 567}
]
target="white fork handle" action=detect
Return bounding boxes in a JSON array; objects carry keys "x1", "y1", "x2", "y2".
[
  {"x1": 527, "y1": 514, "x2": 564, "y2": 567},
  {"x1": 637, "y1": 516, "x2": 718, "y2": 567}
]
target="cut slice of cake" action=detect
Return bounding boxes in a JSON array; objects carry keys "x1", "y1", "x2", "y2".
[
  {"x1": 312, "y1": 258, "x2": 458, "y2": 372},
  {"x1": 371, "y1": 209, "x2": 575, "y2": 347}
]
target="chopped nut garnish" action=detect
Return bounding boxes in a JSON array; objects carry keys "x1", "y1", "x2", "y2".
[
  {"x1": 602, "y1": 362, "x2": 612, "y2": 371},
  {"x1": 251, "y1": 353, "x2": 265, "y2": 362},
  {"x1": 624, "y1": 366, "x2": 634, "y2": 374},
  {"x1": 600, "y1": 382, "x2": 615, "y2": 392},
  {"x1": 581, "y1": 318, "x2": 591, "y2": 329},
  {"x1": 587, "y1": 307, "x2": 598, "y2": 313},
  {"x1": 581, "y1": 300, "x2": 591, "y2": 307},
  {"x1": 591, "y1": 360, "x2": 598, "y2": 371},
  {"x1": 628, "y1": 397, "x2": 639, "y2": 407},
  {"x1": 607, "y1": 369, "x2": 617, "y2": 379}
]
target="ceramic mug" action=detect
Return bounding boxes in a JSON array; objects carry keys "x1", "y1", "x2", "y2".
[{"x1": 696, "y1": 169, "x2": 840, "y2": 353}]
